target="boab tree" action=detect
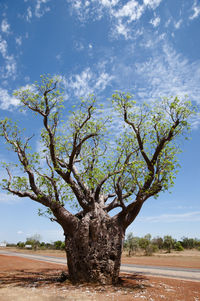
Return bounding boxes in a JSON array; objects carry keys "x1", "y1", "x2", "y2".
[{"x1": 0, "y1": 76, "x2": 195, "y2": 284}]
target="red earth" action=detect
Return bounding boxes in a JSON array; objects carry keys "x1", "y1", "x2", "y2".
[{"x1": 0, "y1": 254, "x2": 200, "y2": 300}]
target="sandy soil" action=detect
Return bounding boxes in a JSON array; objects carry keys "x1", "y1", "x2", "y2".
[{"x1": 0, "y1": 254, "x2": 200, "y2": 300}]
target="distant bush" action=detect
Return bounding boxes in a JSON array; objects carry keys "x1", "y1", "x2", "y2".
[
  {"x1": 124, "y1": 233, "x2": 200, "y2": 256},
  {"x1": 174, "y1": 241, "x2": 184, "y2": 251},
  {"x1": 17, "y1": 242, "x2": 25, "y2": 248},
  {"x1": 163, "y1": 236, "x2": 175, "y2": 253},
  {"x1": 144, "y1": 244, "x2": 158, "y2": 256}
]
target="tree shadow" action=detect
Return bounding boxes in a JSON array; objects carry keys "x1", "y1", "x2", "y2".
[
  {"x1": 117, "y1": 273, "x2": 150, "y2": 290},
  {"x1": 0, "y1": 268, "x2": 65, "y2": 288},
  {"x1": 0, "y1": 269, "x2": 150, "y2": 294}
]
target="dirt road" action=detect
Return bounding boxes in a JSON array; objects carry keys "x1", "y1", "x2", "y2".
[{"x1": 1, "y1": 250, "x2": 200, "y2": 281}]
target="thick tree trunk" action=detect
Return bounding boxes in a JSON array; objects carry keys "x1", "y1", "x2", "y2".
[{"x1": 64, "y1": 205, "x2": 124, "y2": 284}]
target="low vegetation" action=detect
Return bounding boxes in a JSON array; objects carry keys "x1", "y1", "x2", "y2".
[
  {"x1": 5, "y1": 233, "x2": 200, "y2": 255},
  {"x1": 123, "y1": 233, "x2": 200, "y2": 256}
]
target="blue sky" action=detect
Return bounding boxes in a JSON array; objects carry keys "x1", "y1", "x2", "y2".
[{"x1": 0, "y1": 0, "x2": 200, "y2": 243}]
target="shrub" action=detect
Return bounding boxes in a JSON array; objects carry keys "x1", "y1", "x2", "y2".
[{"x1": 174, "y1": 241, "x2": 184, "y2": 251}]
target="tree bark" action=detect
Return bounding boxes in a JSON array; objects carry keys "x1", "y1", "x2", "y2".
[{"x1": 64, "y1": 205, "x2": 124, "y2": 284}]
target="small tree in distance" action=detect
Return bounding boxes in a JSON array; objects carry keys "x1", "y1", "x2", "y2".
[
  {"x1": 0, "y1": 76, "x2": 195, "y2": 284},
  {"x1": 26, "y1": 234, "x2": 41, "y2": 250},
  {"x1": 163, "y1": 235, "x2": 175, "y2": 253},
  {"x1": 124, "y1": 233, "x2": 140, "y2": 256}
]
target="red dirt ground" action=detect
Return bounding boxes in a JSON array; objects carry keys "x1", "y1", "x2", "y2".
[{"x1": 0, "y1": 254, "x2": 200, "y2": 300}]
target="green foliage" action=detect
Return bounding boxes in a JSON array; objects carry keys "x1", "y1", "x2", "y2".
[
  {"x1": 112, "y1": 92, "x2": 196, "y2": 198},
  {"x1": 174, "y1": 241, "x2": 184, "y2": 251},
  {"x1": 138, "y1": 234, "x2": 157, "y2": 256},
  {"x1": 163, "y1": 235, "x2": 175, "y2": 253},
  {"x1": 124, "y1": 233, "x2": 200, "y2": 255},
  {"x1": 124, "y1": 233, "x2": 140, "y2": 256},
  {"x1": 0, "y1": 76, "x2": 196, "y2": 222},
  {"x1": 181, "y1": 237, "x2": 200, "y2": 249},
  {"x1": 152, "y1": 236, "x2": 164, "y2": 249},
  {"x1": 17, "y1": 241, "x2": 25, "y2": 248},
  {"x1": 16, "y1": 239, "x2": 65, "y2": 250},
  {"x1": 54, "y1": 240, "x2": 65, "y2": 250}
]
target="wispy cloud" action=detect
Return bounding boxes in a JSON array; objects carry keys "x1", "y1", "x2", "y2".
[
  {"x1": 135, "y1": 41, "x2": 200, "y2": 104},
  {"x1": 1, "y1": 19, "x2": 11, "y2": 34},
  {"x1": 0, "y1": 35, "x2": 17, "y2": 79},
  {"x1": 174, "y1": 19, "x2": 182, "y2": 29},
  {"x1": 138, "y1": 211, "x2": 200, "y2": 223},
  {"x1": 66, "y1": 66, "x2": 113, "y2": 98},
  {"x1": 15, "y1": 36, "x2": 22, "y2": 46},
  {"x1": 35, "y1": 0, "x2": 50, "y2": 18},
  {"x1": 150, "y1": 16, "x2": 160, "y2": 27},
  {"x1": 143, "y1": 0, "x2": 162, "y2": 9},
  {"x1": 189, "y1": 0, "x2": 200, "y2": 20},
  {"x1": 67, "y1": 0, "x2": 163, "y2": 39},
  {"x1": 25, "y1": 7, "x2": 33, "y2": 22},
  {"x1": 25, "y1": 0, "x2": 50, "y2": 21}
]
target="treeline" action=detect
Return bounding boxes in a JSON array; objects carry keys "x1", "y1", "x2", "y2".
[
  {"x1": 16, "y1": 240, "x2": 65, "y2": 250},
  {"x1": 8, "y1": 233, "x2": 200, "y2": 254},
  {"x1": 11, "y1": 234, "x2": 65, "y2": 250},
  {"x1": 124, "y1": 233, "x2": 200, "y2": 256}
]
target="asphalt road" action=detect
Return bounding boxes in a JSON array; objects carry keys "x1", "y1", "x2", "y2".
[{"x1": 0, "y1": 250, "x2": 200, "y2": 282}]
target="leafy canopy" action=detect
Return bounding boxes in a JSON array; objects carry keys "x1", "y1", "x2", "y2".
[{"x1": 0, "y1": 76, "x2": 196, "y2": 222}]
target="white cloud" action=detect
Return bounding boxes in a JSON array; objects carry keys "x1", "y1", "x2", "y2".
[
  {"x1": 150, "y1": 16, "x2": 160, "y2": 27},
  {"x1": 72, "y1": 0, "x2": 82, "y2": 10},
  {"x1": 5, "y1": 61, "x2": 17, "y2": 78},
  {"x1": 174, "y1": 19, "x2": 182, "y2": 29},
  {"x1": 115, "y1": 20, "x2": 130, "y2": 39},
  {"x1": 67, "y1": 68, "x2": 93, "y2": 97},
  {"x1": 95, "y1": 72, "x2": 111, "y2": 90},
  {"x1": 1, "y1": 19, "x2": 10, "y2": 34},
  {"x1": 0, "y1": 87, "x2": 20, "y2": 110},
  {"x1": 26, "y1": 7, "x2": 32, "y2": 22},
  {"x1": 66, "y1": 66, "x2": 113, "y2": 98},
  {"x1": 143, "y1": 0, "x2": 162, "y2": 9},
  {"x1": 0, "y1": 36, "x2": 17, "y2": 79},
  {"x1": 114, "y1": 1, "x2": 144, "y2": 22},
  {"x1": 0, "y1": 36, "x2": 7, "y2": 57},
  {"x1": 139, "y1": 211, "x2": 200, "y2": 223},
  {"x1": 35, "y1": 0, "x2": 50, "y2": 18},
  {"x1": 15, "y1": 36, "x2": 22, "y2": 46},
  {"x1": 67, "y1": 0, "x2": 163, "y2": 39},
  {"x1": 165, "y1": 18, "x2": 171, "y2": 27},
  {"x1": 25, "y1": 1, "x2": 50, "y2": 21},
  {"x1": 17, "y1": 230, "x2": 23, "y2": 235},
  {"x1": 135, "y1": 41, "x2": 200, "y2": 104},
  {"x1": 101, "y1": 0, "x2": 119, "y2": 7},
  {"x1": 190, "y1": 0, "x2": 200, "y2": 20}
]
